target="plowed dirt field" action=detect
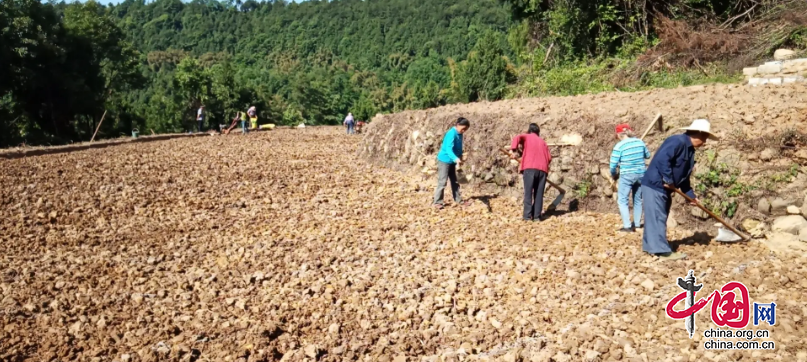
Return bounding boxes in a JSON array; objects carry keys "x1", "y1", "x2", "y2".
[{"x1": 1, "y1": 127, "x2": 804, "y2": 362}]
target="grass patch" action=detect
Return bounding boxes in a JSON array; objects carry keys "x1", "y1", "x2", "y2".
[
  {"x1": 507, "y1": 56, "x2": 742, "y2": 98},
  {"x1": 764, "y1": 163, "x2": 800, "y2": 191},
  {"x1": 693, "y1": 150, "x2": 753, "y2": 218}
]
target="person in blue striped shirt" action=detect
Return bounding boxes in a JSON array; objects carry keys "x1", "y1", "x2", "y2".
[{"x1": 610, "y1": 123, "x2": 651, "y2": 232}]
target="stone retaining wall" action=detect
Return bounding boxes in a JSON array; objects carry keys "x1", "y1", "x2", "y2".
[{"x1": 745, "y1": 58, "x2": 807, "y2": 86}]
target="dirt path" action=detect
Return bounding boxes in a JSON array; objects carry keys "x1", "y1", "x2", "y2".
[{"x1": 1, "y1": 128, "x2": 804, "y2": 362}]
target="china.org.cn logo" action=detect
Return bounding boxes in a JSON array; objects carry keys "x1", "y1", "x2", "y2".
[{"x1": 665, "y1": 270, "x2": 776, "y2": 338}]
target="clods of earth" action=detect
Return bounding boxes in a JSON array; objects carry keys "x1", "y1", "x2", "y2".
[{"x1": 1, "y1": 127, "x2": 805, "y2": 362}]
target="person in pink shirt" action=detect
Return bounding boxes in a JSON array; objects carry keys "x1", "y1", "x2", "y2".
[{"x1": 510, "y1": 123, "x2": 552, "y2": 221}]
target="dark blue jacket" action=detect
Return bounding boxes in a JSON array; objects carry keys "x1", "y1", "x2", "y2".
[{"x1": 642, "y1": 134, "x2": 697, "y2": 198}]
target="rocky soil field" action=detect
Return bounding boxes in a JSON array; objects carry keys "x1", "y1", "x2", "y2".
[{"x1": 1, "y1": 127, "x2": 805, "y2": 361}]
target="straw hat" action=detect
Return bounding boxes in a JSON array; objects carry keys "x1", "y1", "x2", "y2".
[{"x1": 680, "y1": 119, "x2": 718, "y2": 140}]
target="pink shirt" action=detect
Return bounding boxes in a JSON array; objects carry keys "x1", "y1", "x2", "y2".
[{"x1": 510, "y1": 133, "x2": 551, "y2": 173}]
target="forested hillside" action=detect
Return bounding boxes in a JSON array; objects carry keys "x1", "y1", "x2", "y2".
[
  {"x1": 1, "y1": 0, "x2": 804, "y2": 147},
  {"x1": 113, "y1": 0, "x2": 518, "y2": 128},
  {"x1": 1, "y1": 0, "x2": 515, "y2": 147}
]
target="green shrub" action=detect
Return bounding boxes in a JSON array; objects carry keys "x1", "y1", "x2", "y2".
[
  {"x1": 575, "y1": 179, "x2": 593, "y2": 199},
  {"x1": 536, "y1": 61, "x2": 612, "y2": 96},
  {"x1": 765, "y1": 164, "x2": 800, "y2": 190},
  {"x1": 693, "y1": 150, "x2": 753, "y2": 218}
]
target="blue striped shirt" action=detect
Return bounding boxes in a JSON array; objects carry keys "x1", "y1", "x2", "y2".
[{"x1": 610, "y1": 137, "x2": 650, "y2": 176}]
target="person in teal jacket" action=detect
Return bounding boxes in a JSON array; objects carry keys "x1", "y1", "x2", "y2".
[{"x1": 433, "y1": 117, "x2": 471, "y2": 209}]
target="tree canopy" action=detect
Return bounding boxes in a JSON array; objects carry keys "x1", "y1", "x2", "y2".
[
  {"x1": 0, "y1": 0, "x2": 517, "y2": 147},
  {"x1": 2, "y1": 0, "x2": 801, "y2": 146},
  {"x1": 0, "y1": 0, "x2": 143, "y2": 147}
]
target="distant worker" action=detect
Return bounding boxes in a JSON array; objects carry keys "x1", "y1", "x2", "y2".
[
  {"x1": 248, "y1": 106, "x2": 258, "y2": 129},
  {"x1": 510, "y1": 123, "x2": 552, "y2": 221},
  {"x1": 642, "y1": 119, "x2": 717, "y2": 261},
  {"x1": 196, "y1": 105, "x2": 205, "y2": 132},
  {"x1": 432, "y1": 117, "x2": 471, "y2": 209},
  {"x1": 344, "y1": 113, "x2": 355, "y2": 134},
  {"x1": 240, "y1": 111, "x2": 248, "y2": 134},
  {"x1": 609, "y1": 123, "x2": 651, "y2": 232}
]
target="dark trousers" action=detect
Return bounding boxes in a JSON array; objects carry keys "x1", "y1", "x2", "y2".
[
  {"x1": 197, "y1": 120, "x2": 204, "y2": 132},
  {"x1": 522, "y1": 169, "x2": 547, "y2": 220},
  {"x1": 433, "y1": 161, "x2": 460, "y2": 205},
  {"x1": 346, "y1": 122, "x2": 355, "y2": 134}
]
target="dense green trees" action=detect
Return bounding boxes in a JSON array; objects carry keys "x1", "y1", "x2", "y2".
[
  {"x1": 110, "y1": 0, "x2": 516, "y2": 133},
  {"x1": 0, "y1": 0, "x2": 142, "y2": 147},
  {"x1": 453, "y1": 30, "x2": 515, "y2": 102},
  {"x1": 2, "y1": 0, "x2": 799, "y2": 146},
  {"x1": 499, "y1": 0, "x2": 799, "y2": 74},
  {"x1": 500, "y1": 0, "x2": 807, "y2": 99},
  {"x1": 0, "y1": 0, "x2": 516, "y2": 146}
]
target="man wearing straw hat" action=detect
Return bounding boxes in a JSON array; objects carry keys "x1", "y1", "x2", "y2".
[{"x1": 641, "y1": 119, "x2": 718, "y2": 261}]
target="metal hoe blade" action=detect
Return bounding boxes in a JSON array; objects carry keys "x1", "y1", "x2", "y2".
[
  {"x1": 716, "y1": 227, "x2": 742, "y2": 242},
  {"x1": 546, "y1": 191, "x2": 565, "y2": 211},
  {"x1": 670, "y1": 187, "x2": 750, "y2": 242}
]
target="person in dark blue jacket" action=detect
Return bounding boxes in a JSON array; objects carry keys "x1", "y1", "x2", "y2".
[
  {"x1": 433, "y1": 117, "x2": 471, "y2": 209},
  {"x1": 642, "y1": 119, "x2": 718, "y2": 261}
]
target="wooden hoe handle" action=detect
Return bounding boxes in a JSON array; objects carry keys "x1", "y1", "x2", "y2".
[
  {"x1": 498, "y1": 148, "x2": 565, "y2": 194},
  {"x1": 669, "y1": 187, "x2": 748, "y2": 241}
]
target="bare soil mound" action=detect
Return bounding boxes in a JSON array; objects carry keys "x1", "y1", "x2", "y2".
[{"x1": 1, "y1": 127, "x2": 804, "y2": 361}]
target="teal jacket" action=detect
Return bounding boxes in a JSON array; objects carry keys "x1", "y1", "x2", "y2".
[{"x1": 437, "y1": 127, "x2": 463, "y2": 164}]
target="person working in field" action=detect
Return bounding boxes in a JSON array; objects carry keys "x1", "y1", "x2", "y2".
[
  {"x1": 344, "y1": 113, "x2": 355, "y2": 134},
  {"x1": 642, "y1": 119, "x2": 717, "y2": 261},
  {"x1": 240, "y1": 111, "x2": 248, "y2": 134},
  {"x1": 510, "y1": 123, "x2": 552, "y2": 221},
  {"x1": 433, "y1": 117, "x2": 471, "y2": 209},
  {"x1": 248, "y1": 106, "x2": 258, "y2": 129},
  {"x1": 196, "y1": 105, "x2": 205, "y2": 132},
  {"x1": 610, "y1": 123, "x2": 651, "y2": 232}
]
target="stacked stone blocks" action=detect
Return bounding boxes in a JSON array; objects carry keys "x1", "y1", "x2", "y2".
[{"x1": 745, "y1": 58, "x2": 807, "y2": 86}]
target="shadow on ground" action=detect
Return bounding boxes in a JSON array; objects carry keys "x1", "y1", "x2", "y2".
[
  {"x1": 670, "y1": 231, "x2": 713, "y2": 251},
  {"x1": 470, "y1": 194, "x2": 499, "y2": 213}
]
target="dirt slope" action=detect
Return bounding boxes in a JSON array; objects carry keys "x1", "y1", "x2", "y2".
[
  {"x1": 360, "y1": 83, "x2": 807, "y2": 230},
  {"x1": 1, "y1": 128, "x2": 804, "y2": 361}
]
